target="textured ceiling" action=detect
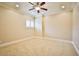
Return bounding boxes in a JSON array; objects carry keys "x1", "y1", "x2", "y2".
[{"x1": 0, "y1": 2, "x2": 77, "y2": 16}]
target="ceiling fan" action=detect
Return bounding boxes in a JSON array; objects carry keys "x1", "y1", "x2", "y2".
[{"x1": 28, "y1": 2, "x2": 48, "y2": 13}]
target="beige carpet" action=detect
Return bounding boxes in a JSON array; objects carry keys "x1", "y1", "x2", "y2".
[{"x1": 0, "y1": 37, "x2": 78, "y2": 56}]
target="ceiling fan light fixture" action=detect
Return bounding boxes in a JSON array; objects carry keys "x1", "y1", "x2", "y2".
[
  {"x1": 61, "y1": 5, "x2": 65, "y2": 8},
  {"x1": 29, "y1": 2, "x2": 47, "y2": 13},
  {"x1": 35, "y1": 7, "x2": 40, "y2": 10},
  {"x1": 16, "y1": 4, "x2": 19, "y2": 8}
]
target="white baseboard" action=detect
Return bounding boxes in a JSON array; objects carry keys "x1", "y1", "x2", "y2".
[
  {"x1": 72, "y1": 42, "x2": 79, "y2": 56},
  {"x1": 0, "y1": 35, "x2": 78, "y2": 56},
  {"x1": 34, "y1": 35, "x2": 79, "y2": 55},
  {"x1": 0, "y1": 36, "x2": 72, "y2": 47},
  {"x1": 34, "y1": 35, "x2": 72, "y2": 44},
  {"x1": 0, "y1": 36, "x2": 34, "y2": 47}
]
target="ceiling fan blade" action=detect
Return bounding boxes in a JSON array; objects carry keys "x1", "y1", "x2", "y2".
[
  {"x1": 41, "y1": 8, "x2": 48, "y2": 11},
  {"x1": 37, "y1": 10, "x2": 40, "y2": 13},
  {"x1": 29, "y1": 8, "x2": 34, "y2": 11},
  {"x1": 40, "y1": 2, "x2": 45, "y2": 6},
  {"x1": 29, "y1": 2, "x2": 34, "y2": 5}
]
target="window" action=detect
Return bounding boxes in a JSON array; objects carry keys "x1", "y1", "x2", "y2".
[
  {"x1": 31, "y1": 21, "x2": 34, "y2": 28},
  {"x1": 26, "y1": 20, "x2": 34, "y2": 28},
  {"x1": 26, "y1": 20, "x2": 30, "y2": 28}
]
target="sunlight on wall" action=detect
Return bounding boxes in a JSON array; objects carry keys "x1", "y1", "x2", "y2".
[{"x1": 35, "y1": 16, "x2": 42, "y2": 32}]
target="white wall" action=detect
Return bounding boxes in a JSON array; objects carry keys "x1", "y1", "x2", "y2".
[
  {"x1": 0, "y1": 7, "x2": 33, "y2": 42},
  {"x1": 45, "y1": 12, "x2": 72, "y2": 41},
  {"x1": 72, "y1": 5, "x2": 79, "y2": 51}
]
